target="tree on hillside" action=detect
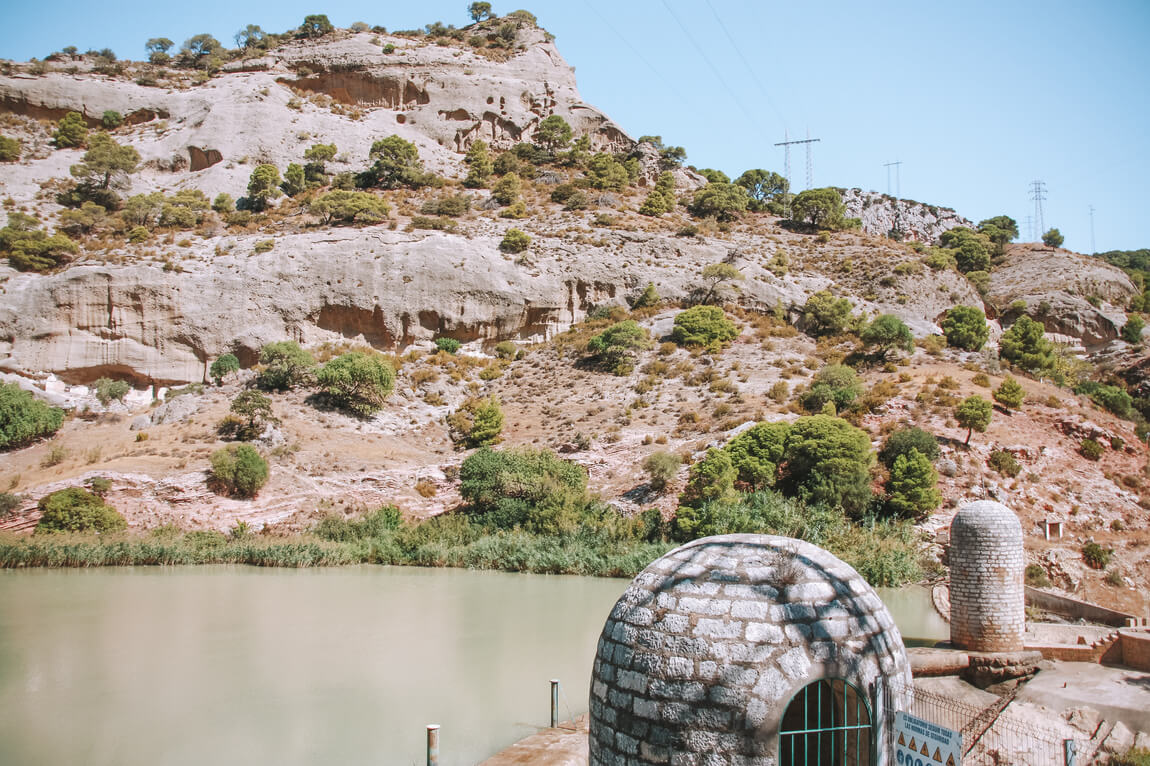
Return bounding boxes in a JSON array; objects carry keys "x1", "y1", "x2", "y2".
[
  {"x1": 209, "y1": 354, "x2": 240, "y2": 385},
  {"x1": 802, "y1": 290, "x2": 854, "y2": 336},
  {"x1": 463, "y1": 140, "x2": 493, "y2": 188},
  {"x1": 299, "y1": 14, "x2": 334, "y2": 38},
  {"x1": 999, "y1": 315, "x2": 1055, "y2": 372},
  {"x1": 145, "y1": 38, "x2": 174, "y2": 64},
  {"x1": 234, "y1": 24, "x2": 266, "y2": 49},
  {"x1": 469, "y1": 3, "x2": 495, "y2": 22},
  {"x1": 735, "y1": 169, "x2": 787, "y2": 212},
  {"x1": 941, "y1": 305, "x2": 989, "y2": 351},
  {"x1": 53, "y1": 111, "x2": 88, "y2": 148},
  {"x1": 860, "y1": 314, "x2": 913, "y2": 359},
  {"x1": 698, "y1": 169, "x2": 730, "y2": 184},
  {"x1": 687, "y1": 182, "x2": 748, "y2": 221},
  {"x1": 1042, "y1": 228, "x2": 1064, "y2": 249},
  {"x1": 993, "y1": 375, "x2": 1025, "y2": 412},
  {"x1": 256, "y1": 341, "x2": 315, "y2": 391},
  {"x1": 246, "y1": 164, "x2": 282, "y2": 210},
  {"x1": 0, "y1": 383, "x2": 64, "y2": 450},
  {"x1": 586, "y1": 320, "x2": 649, "y2": 374},
  {"x1": 70, "y1": 132, "x2": 139, "y2": 191},
  {"x1": 179, "y1": 34, "x2": 221, "y2": 67},
  {"x1": 884, "y1": 448, "x2": 941, "y2": 520},
  {"x1": 365, "y1": 136, "x2": 434, "y2": 189},
  {"x1": 978, "y1": 215, "x2": 1018, "y2": 256},
  {"x1": 791, "y1": 187, "x2": 846, "y2": 229},
  {"x1": 940, "y1": 226, "x2": 992, "y2": 273},
  {"x1": 534, "y1": 115, "x2": 572, "y2": 152},
  {"x1": 955, "y1": 395, "x2": 992, "y2": 445},
  {"x1": 317, "y1": 352, "x2": 395, "y2": 416},
  {"x1": 778, "y1": 415, "x2": 873, "y2": 517},
  {"x1": 700, "y1": 262, "x2": 744, "y2": 304}
]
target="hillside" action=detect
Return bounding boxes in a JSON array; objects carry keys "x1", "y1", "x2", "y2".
[{"x1": 1, "y1": 14, "x2": 1148, "y2": 615}]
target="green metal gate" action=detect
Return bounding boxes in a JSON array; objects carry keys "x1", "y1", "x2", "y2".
[{"x1": 780, "y1": 678, "x2": 873, "y2": 766}]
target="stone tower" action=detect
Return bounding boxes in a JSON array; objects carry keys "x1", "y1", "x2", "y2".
[
  {"x1": 949, "y1": 500, "x2": 1025, "y2": 652},
  {"x1": 588, "y1": 534, "x2": 912, "y2": 766}
]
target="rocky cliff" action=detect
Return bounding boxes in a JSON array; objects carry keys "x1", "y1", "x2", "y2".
[{"x1": 841, "y1": 188, "x2": 971, "y2": 243}]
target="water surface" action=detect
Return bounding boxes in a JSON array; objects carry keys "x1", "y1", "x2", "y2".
[{"x1": 0, "y1": 566, "x2": 944, "y2": 765}]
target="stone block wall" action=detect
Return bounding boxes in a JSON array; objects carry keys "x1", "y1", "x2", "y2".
[
  {"x1": 588, "y1": 534, "x2": 912, "y2": 766},
  {"x1": 949, "y1": 501, "x2": 1025, "y2": 652}
]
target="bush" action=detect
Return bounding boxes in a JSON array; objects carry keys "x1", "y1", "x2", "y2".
[
  {"x1": 448, "y1": 396, "x2": 504, "y2": 447},
  {"x1": 246, "y1": 164, "x2": 282, "y2": 210},
  {"x1": 209, "y1": 353, "x2": 240, "y2": 385},
  {"x1": 0, "y1": 492, "x2": 22, "y2": 516},
  {"x1": 639, "y1": 172, "x2": 676, "y2": 217},
  {"x1": 435, "y1": 337, "x2": 462, "y2": 354},
  {"x1": 93, "y1": 377, "x2": 130, "y2": 406},
  {"x1": 861, "y1": 314, "x2": 913, "y2": 358},
  {"x1": 778, "y1": 415, "x2": 873, "y2": 517},
  {"x1": 687, "y1": 182, "x2": 748, "y2": 221},
  {"x1": 1042, "y1": 228, "x2": 1064, "y2": 248},
  {"x1": 1080, "y1": 438, "x2": 1103, "y2": 461},
  {"x1": 800, "y1": 364, "x2": 862, "y2": 414},
  {"x1": 209, "y1": 444, "x2": 269, "y2": 497},
  {"x1": 955, "y1": 395, "x2": 992, "y2": 445},
  {"x1": 884, "y1": 448, "x2": 941, "y2": 520},
  {"x1": 220, "y1": 390, "x2": 277, "y2": 441},
  {"x1": 585, "y1": 153, "x2": 630, "y2": 191},
  {"x1": 101, "y1": 110, "x2": 124, "y2": 129},
  {"x1": 499, "y1": 228, "x2": 531, "y2": 253},
  {"x1": 941, "y1": 305, "x2": 989, "y2": 351},
  {"x1": 671, "y1": 306, "x2": 738, "y2": 347},
  {"x1": 939, "y1": 227, "x2": 992, "y2": 273},
  {"x1": 494, "y1": 341, "x2": 517, "y2": 359},
  {"x1": 420, "y1": 194, "x2": 470, "y2": 217},
  {"x1": 1122, "y1": 314, "x2": 1145, "y2": 343},
  {"x1": 310, "y1": 190, "x2": 389, "y2": 224},
  {"x1": 879, "y1": 427, "x2": 940, "y2": 467},
  {"x1": 53, "y1": 111, "x2": 88, "y2": 148},
  {"x1": 1081, "y1": 541, "x2": 1112, "y2": 569},
  {"x1": 587, "y1": 320, "x2": 649, "y2": 374},
  {"x1": 492, "y1": 172, "x2": 522, "y2": 205},
  {"x1": 643, "y1": 452, "x2": 681, "y2": 492},
  {"x1": 993, "y1": 375, "x2": 1025, "y2": 411},
  {"x1": 1025, "y1": 563, "x2": 1050, "y2": 587},
  {"x1": 459, "y1": 446, "x2": 588, "y2": 532},
  {"x1": 313, "y1": 505, "x2": 403, "y2": 541},
  {"x1": 316, "y1": 352, "x2": 395, "y2": 416},
  {"x1": 35, "y1": 488, "x2": 126, "y2": 533},
  {"x1": 999, "y1": 315, "x2": 1055, "y2": 372},
  {"x1": 791, "y1": 187, "x2": 847, "y2": 229},
  {"x1": 0, "y1": 135, "x2": 21, "y2": 162},
  {"x1": 0, "y1": 383, "x2": 64, "y2": 450},
  {"x1": 802, "y1": 290, "x2": 853, "y2": 336},
  {"x1": 256, "y1": 341, "x2": 315, "y2": 391},
  {"x1": 988, "y1": 449, "x2": 1021, "y2": 477}
]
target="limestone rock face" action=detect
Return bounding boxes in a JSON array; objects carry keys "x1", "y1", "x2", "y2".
[
  {"x1": 987, "y1": 244, "x2": 1136, "y2": 350},
  {"x1": 842, "y1": 188, "x2": 972, "y2": 243}
]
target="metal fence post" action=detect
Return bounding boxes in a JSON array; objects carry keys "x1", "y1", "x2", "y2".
[
  {"x1": 550, "y1": 679, "x2": 560, "y2": 728},
  {"x1": 427, "y1": 724, "x2": 440, "y2": 766}
]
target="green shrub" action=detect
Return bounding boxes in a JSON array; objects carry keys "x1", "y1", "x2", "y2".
[
  {"x1": 316, "y1": 352, "x2": 395, "y2": 416},
  {"x1": 723, "y1": 421, "x2": 790, "y2": 490},
  {"x1": 219, "y1": 390, "x2": 277, "y2": 441},
  {"x1": 687, "y1": 182, "x2": 748, "y2": 221},
  {"x1": 101, "y1": 110, "x2": 124, "y2": 129},
  {"x1": 631, "y1": 282, "x2": 660, "y2": 309},
  {"x1": 0, "y1": 135, "x2": 21, "y2": 162},
  {"x1": 1122, "y1": 315, "x2": 1145, "y2": 344},
  {"x1": 941, "y1": 305, "x2": 988, "y2": 351},
  {"x1": 310, "y1": 190, "x2": 389, "y2": 224},
  {"x1": 643, "y1": 451, "x2": 681, "y2": 492},
  {"x1": 209, "y1": 353, "x2": 240, "y2": 385},
  {"x1": 420, "y1": 194, "x2": 470, "y2": 217},
  {"x1": 53, "y1": 111, "x2": 88, "y2": 148},
  {"x1": 256, "y1": 341, "x2": 315, "y2": 391},
  {"x1": 1025, "y1": 563, "x2": 1050, "y2": 587},
  {"x1": 493, "y1": 341, "x2": 517, "y2": 359},
  {"x1": 435, "y1": 337, "x2": 462, "y2": 354},
  {"x1": 1105, "y1": 568, "x2": 1124, "y2": 587},
  {"x1": 0, "y1": 383, "x2": 64, "y2": 450},
  {"x1": 209, "y1": 444, "x2": 269, "y2": 498},
  {"x1": 671, "y1": 305, "x2": 737, "y2": 347},
  {"x1": 93, "y1": 377, "x2": 130, "y2": 406},
  {"x1": 1080, "y1": 438, "x2": 1104, "y2": 461},
  {"x1": 879, "y1": 427, "x2": 940, "y2": 466},
  {"x1": 1081, "y1": 541, "x2": 1112, "y2": 569},
  {"x1": 313, "y1": 505, "x2": 403, "y2": 541},
  {"x1": 779, "y1": 415, "x2": 874, "y2": 517},
  {"x1": 993, "y1": 375, "x2": 1025, "y2": 411},
  {"x1": 459, "y1": 446, "x2": 589, "y2": 532},
  {"x1": 999, "y1": 315, "x2": 1055, "y2": 372},
  {"x1": 939, "y1": 227, "x2": 992, "y2": 273},
  {"x1": 35, "y1": 488, "x2": 126, "y2": 533},
  {"x1": 499, "y1": 228, "x2": 531, "y2": 253},
  {"x1": 802, "y1": 290, "x2": 853, "y2": 336},
  {"x1": 860, "y1": 314, "x2": 913, "y2": 358},
  {"x1": 988, "y1": 449, "x2": 1021, "y2": 477},
  {"x1": 799, "y1": 364, "x2": 862, "y2": 414},
  {"x1": 0, "y1": 492, "x2": 22, "y2": 516},
  {"x1": 884, "y1": 448, "x2": 941, "y2": 520},
  {"x1": 587, "y1": 320, "x2": 649, "y2": 374}
]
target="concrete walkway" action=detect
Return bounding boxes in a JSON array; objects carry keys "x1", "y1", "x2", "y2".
[
  {"x1": 1016, "y1": 661, "x2": 1150, "y2": 733},
  {"x1": 479, "y1": 715, "x2": 588, "y2": 766}
]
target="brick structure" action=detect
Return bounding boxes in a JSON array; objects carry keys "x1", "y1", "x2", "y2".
[
  {"x1": 949, "y1": 500, "x2": 1025, "y2": 652},
  {"x1": 588, "y1": 534, "x2": 912, "y2": 766}
]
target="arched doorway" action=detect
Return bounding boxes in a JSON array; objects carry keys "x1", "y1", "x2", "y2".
[{"x1": 779, "y1": 678, "x2": 873, "y2": 766}]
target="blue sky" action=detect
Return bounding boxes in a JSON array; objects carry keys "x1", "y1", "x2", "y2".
[{"x1": 3, "y1": 0, "x2": 1147, "y2": 253}]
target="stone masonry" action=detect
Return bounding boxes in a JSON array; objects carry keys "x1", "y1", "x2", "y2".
[
  {"x1": 949, "y1": 501, "x2": 1025, "y2": 652},
  {"x1": 588, "y1": 534, "x2": 912, "y2": 766}
]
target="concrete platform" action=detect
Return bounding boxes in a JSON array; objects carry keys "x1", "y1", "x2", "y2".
[
  {"x1": 1015, "y1": 661, "x2": 1150, "y2": 734},
  {"x1": 479, "y1": 715, "x2": 588, "y2": 766}
]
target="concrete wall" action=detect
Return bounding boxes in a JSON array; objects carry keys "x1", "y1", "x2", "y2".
[
  {"x1": 1119, "y1": 630, "x2": 1150, "y2": 671},
  {"x1": 1025, "y1": 587, "x2": 1136, "y2": 628}
]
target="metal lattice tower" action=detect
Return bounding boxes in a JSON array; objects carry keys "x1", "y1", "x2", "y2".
[
  {"x1": 1030, "y1": 180, "x2": 1047, "y2": 240},
  {"x1": 884, "y1": 161, "x2": 903, "y2": 236},
  {"x1": 775, "y1": 131, "x2": 821, "y2": 216},
  {"x1": 1025, "y1": 215, "x2": 1034, "y2": 242}
]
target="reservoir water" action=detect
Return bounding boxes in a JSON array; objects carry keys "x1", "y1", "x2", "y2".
[{"x1": 0, "y1": 566, "x2": 946, "y2": 765}]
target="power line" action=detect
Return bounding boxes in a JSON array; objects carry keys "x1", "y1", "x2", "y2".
[
  {"x1": 658, "y1": 0, "x2": 768, "y2": 143},
  {"x1": 1029, "y1": 180, "x2": 1047, "y2": 240},
  {"x1": 701, "y1": 0, "x2": 787, "y2": 130}
]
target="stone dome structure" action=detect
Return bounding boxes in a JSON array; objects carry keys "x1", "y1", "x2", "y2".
[
  {"x1": 588, "y1": 534, "x2": 912, "y2": 766},
  {"x1": 949, "y1": 500, "x2": 1025, "y2": 652}
]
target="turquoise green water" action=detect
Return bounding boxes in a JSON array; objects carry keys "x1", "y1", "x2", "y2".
[{"x1": 0, "y1": 567, "x2": 945, "y2": 765}]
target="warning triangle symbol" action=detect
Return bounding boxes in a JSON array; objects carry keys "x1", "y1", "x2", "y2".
[
  {"x1": 933, "y1": 747, "x2": 942, "y2": 762},
  {"x1": 909, "y1": 738, "x2": 917, "y2": 751},
  {"x1": 898, "y1": 732, "x2": 907, "y2": 746},
  {"x1": 921, "y1": 741, "x2": 930, "y2": 756},
  {"x1": 946, "y1": 755, "x2": 957, "y2": 766}
]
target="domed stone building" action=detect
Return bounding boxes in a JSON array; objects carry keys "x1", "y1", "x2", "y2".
[{"x1": 589, "y1": 534, "x2": 912, "y2": 766}]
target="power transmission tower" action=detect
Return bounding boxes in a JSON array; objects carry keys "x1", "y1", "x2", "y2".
[
  {"x1": 1025, "y1": 215, "x2": 1034, "y2": 242},
  {"x1": 1089, "y1": 205, "x2": 1096, "y2": 254},
  {"x1": 1029, "y1": 180, "x2": 1047, "y2": 240},
  {"x1": 775, "y1": 131, "x2": 821, "y2": 216},
  {"x1": 884, "y1": 160, "x2": 903, "y2": 238}
]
